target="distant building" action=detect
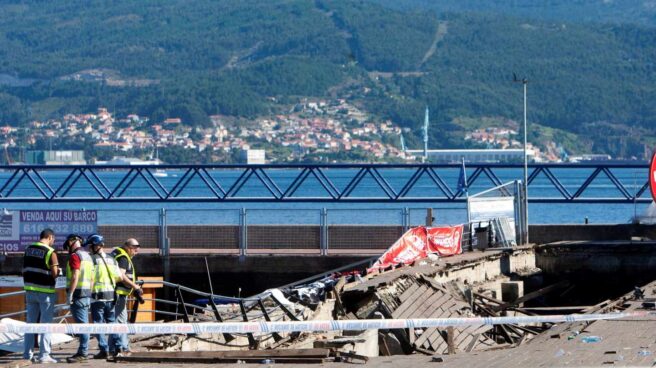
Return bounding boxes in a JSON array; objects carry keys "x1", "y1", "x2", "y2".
[
  {"x1": 406, "y1": 149, "x2": 535, "y2": 163},
  {"x1": 568, "y1": 154, "x2": 612, "y2": 163},
  {"x1": 240, "y1": 149, "x2": 266, "y2": 164},
  {"x1": 26, "y1": 150, "x2": 86, "y2": 165},
  {"x1": 96, "y1": 157, "x2": 163, "y2": 165}
]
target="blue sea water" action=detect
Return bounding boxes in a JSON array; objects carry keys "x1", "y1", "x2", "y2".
[{"x1": 0, "y1": 166, "x2": 650, "y2": 226}]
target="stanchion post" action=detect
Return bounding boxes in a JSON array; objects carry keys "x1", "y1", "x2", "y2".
[
  {"x1": 320, "y1": 208, "x2": 328, "y2": 256},
  {"x1": 239, "y1": 208, "x2": 247, "y2": 257},
  {"x1": 402, "y1": 207, "x2": 410, "y2": 232}
]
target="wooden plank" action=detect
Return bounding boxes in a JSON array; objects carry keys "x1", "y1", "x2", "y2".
[
  {"x1": 424, "y1": 292, "x2": 452, "y2": 316},
  {"x1": 411, "y1": 289, "x2": 448, "y2": 319},
  {"x1": 198, "y1": 349, "x2": 332, "y2": 358},
  {"x1": 415, "y1": 327, "x2": 437, "y2": 346},
  {"x1": 392, "y1": 286, "x2": 432, "y2": 318},
  {"x1": 406, "y1": 288, "x2": 452, "y2": 348},
  {"x1": 465, "y1": 333, "x2": 481, "y2": 352},
  {"x1": 393, "y1": 288, "x2": 429, "y2": 318},
  {"x1": 416, "y1": 296, "x2": 473, "y2": 349},
  {"x1": 116, "y1": 356, "x2": 327, "y2": 364},
  {"x1": 398, "y1": 282, "x2": 421, "y2": 302},
  {"x1": 515, "y1": 306, "x2": 590, "y2": 312},
  {"x1": 455, "y1": 328, "x2": 478, "y2": 350},
  {"x1": 393, "y1": 283, "x2": 427, "y2": 314}
]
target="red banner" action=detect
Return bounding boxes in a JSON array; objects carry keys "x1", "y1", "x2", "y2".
[
  {"x1": 427, "y1": 225, "x2": 463, "y2": 256},
  {"x1": 367, "y1": 225, "x2": 463, "y2": 273}
]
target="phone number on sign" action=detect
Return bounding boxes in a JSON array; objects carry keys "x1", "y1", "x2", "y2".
[{"x1": 22, "y1": 223, "x2": 96, "y2": 234}]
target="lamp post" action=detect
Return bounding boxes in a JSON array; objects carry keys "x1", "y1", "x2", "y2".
[{"x1": 514, "y1": 74, "x2": 529, "y2": 244}]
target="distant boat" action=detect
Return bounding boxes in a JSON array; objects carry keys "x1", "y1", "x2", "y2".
[{"x1": 153, "y1": 169, "x2": 168, "y2": 178}]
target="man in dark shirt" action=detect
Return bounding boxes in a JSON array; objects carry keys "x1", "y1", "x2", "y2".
[
  {"x1": 22, "y1": 229, "x2": 59, "y2": 364},
  {"x1": 110, "y1": 238, "x2": 142, "y2": 356}
]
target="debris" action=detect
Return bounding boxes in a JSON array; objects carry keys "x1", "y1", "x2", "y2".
[
  {"x1": 114, "y1": 348, "x2": 332, "y2": 364},
  {"x1": 642, "y1": 298, "x2": 656, "y2": 309},
  {"x1": 634, "y1": 287, "x2": 645, "y2": 300},
  {"x1": 332, "y1": 350, "x2": 369, "y2": 363},
  {"x1": 581, "y1": 336, "x2": 602, "y2": 343}
]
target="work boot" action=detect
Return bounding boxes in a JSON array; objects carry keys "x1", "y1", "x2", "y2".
[
  {"x1": 93, "y1": 351, "x2": 108, "y2": 360},
  {"x1": 66, "y1": 353, "x2": 88, "y2": 363}
]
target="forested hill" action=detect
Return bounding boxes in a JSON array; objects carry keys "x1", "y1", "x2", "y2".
[
  {"x1": 368, "y1": 0, "x2": 656, "y2": 26},
  {"x1": 0, "y1": 0, "x2": 655, "y2": 157}
]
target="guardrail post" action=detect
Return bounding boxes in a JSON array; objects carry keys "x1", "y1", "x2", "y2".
[
  {"x1": 159, "y1": 208, "x2": 169, "y2": 257},
  {"x1": 320, "y1": 208, "x2": 328, "y2": 256},
  {"x1": 239, "y1": 208, "x2": 247, "y2": 257},
  {"x1": 402, "y1": 207, "x2": 410, "y2": 232}
]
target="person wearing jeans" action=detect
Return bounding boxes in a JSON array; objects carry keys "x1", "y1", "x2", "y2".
[
  {"x1": 87, "y1": 234, "x2": 120, "y2": 359},
  {"x1": 24, "y1": 290, "x2": 55, "y2": 362},
  {"x1": 111, "y1": 238, "x2": 142, "y2": 356},
  {"x1": 22, "y1": 229, "x2": 60, "y2": 364},
  {"x1": 64, "y1": 234, "x2": 94, "y2": 363}
]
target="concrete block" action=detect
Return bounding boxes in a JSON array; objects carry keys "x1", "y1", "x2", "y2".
[{"x1": 501, "y1": 281, "x2": 524, "y2": 303}]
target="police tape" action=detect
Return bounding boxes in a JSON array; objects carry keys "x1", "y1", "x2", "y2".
[{"x1": 0, "y1": 311, "x2": 650, "y2": 335}]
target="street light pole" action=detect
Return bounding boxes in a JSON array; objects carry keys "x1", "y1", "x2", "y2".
[{"x1": 522, "y1": 79, "x2": 529, "y2": 244}]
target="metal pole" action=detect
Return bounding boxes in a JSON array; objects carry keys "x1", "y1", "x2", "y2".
[
  {"x1": 239, "y1": 208, "x2": 247, "y2": 257},
  {"x1": 513, "y1": 180, "x2": 522, "y2": 245},
  {"x1": 159, "y1": 208, "x2": 169, "y2": 257},
  {"x1": 523, "y1": 81, "x2": 529, "y2": 244},
  {"x1": 402, "y1": 207, "x2": 410, "y2": 232},
  {"x1": 320, "y1": 208, "x2": 328, "y2": 256}
]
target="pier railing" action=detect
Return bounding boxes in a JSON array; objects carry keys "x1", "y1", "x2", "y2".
[
  {"x1": 97, "y1": 207, "x2": 469, "y2": 256},
  {"x1": 0, "y1": 163, "x2": 648, "y2": 203}
]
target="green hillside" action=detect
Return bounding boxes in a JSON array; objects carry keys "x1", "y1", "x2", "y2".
[
  {"x1": 0, "y1": 0, "x2": 655, "y2": 157},
  {"x1": 368, "y1": 0, "x2": 656, "y2": 26}
]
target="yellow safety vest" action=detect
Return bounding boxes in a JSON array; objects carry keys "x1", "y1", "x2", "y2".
[
  {"x1": 112, "y1": 247, "x2": 136, "y2": 296},
  {"x1": 66, "y1": 249, "x2": 94, "y2": 299}
]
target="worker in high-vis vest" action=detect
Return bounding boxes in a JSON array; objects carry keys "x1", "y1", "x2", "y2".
[
  {"x1": 110, "y1": 238, "x2": 142, "y2": 356},
  {"x1": 86, "y1": 234, "x2": 121, "y2": 360},
  {"x1": 64, "y1": 233, "x2": 94, "y2": 363},
  {"x1": 22, "y1": 228, "x2": 60, "y2": 364}
]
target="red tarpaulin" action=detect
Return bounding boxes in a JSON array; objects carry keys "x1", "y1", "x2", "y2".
[{"x1": 367, "y1": 225, "x2": 463, "y2": 273}]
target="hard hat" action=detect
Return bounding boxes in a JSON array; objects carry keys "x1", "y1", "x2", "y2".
[
  {"x1": 85, "y1": 234, "x2": 104, "y2": 247},
  {"x1": 63, "y1": 234, "x2": 83, "y2": 251}
]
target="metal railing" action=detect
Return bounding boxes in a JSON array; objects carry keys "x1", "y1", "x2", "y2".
[
  {"x1": 0, "y1": 163, "x2": 647, "y2": 203},
  {"x1": 0, "y1": 285, "x2": 71, "y2": 321}
]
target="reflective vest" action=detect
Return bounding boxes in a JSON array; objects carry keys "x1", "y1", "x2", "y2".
[
  {"x1": 66, "y1": 249, "x2": 94, "y2": 299},
  {"x1": 23, "y1": 242, "x2": 56, "y2": 294},
  {"x1": 92, "y1": 252, "x2": 120, "y2": 301},
  {"x1": 112, "y1": 247, "x2": 135, "y2": 296}
]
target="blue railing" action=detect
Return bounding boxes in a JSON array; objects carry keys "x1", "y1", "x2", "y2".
[{"x1": 0, "y1": 163, "x2": 648, "y2": 203}]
